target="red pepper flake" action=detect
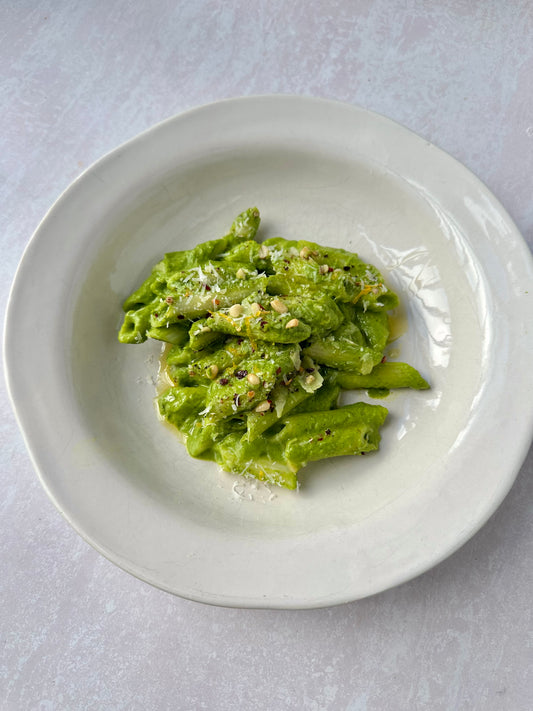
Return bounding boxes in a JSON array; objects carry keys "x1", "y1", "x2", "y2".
[
  {"x1": 381, "y1": 356, "x2": 387, "y2": 363},
  {"x1": 276, "y1": 366, "x2": 282, "y2": 375},
  {"x1": 305, "y1": 367, "x2": 315, "y2": 373},
  {"x1": 328, "y1": 267, "x2": 334, "y2": 273},
  {"x1": 237, "y1": 338, "x2": 243, "y2": 345},
  {"x1": 235, "y1": 369, "x2": 248, "y2": 379},
  {"x1": 177, "y1": 314, "x2": 185, "y2": 320},
  {"x1": 219, "y1": 377, "x2": 229, "y2": 385},
  {"x1": 154, "y1": 312, "x2": 159, "y2": 318},
  {"x1": 323, "y1": 253, "x2": 328, "y2": 258},
  {"x1": 284, "y1": 266, "x2": 289, "y2": 271},
  {"x1": 317, "y1": 437, "x2": 323, "y2": 441},
  {"x1": 260, "y1": 319, "x2": 267, "y2": 329},
  {"x1": 204, "y1": 284, "x2": 211, "y2": 291}
]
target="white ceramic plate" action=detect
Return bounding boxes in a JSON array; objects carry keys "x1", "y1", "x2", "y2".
[{"x1": 5, "y1": 96, "x2": 533, "y2": 608}]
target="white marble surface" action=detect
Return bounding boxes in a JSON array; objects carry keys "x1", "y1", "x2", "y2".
[{"x1": 2, "y1": 2, "x2": 532, "y2": 709}]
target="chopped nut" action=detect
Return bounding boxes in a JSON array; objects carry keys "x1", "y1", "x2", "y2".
[
  {"x1": 305, "y1": 374, "x2": 315, "y2": 385},
  {"x1": 200, "y1": 326, "x2": 211, "y2": 333},
  {"x1": 299, "y1": 246, "x2": 311, "y2": 259},
  {"x1": 247, "y1": 372, "x2": 260, "y2": 385},
  {"x1": 228, "y1": 303, "x2": 243, "y2": 318},
  {"x1": 236, "y1": 268, "x2": 246, "y2": 279},
  {"x1": 319, "y1": 264, "x2": 329, "y2": 275},
  {"x1": 285, "y1": 318, "x2": 299, "y2": 329},
  {"x1": 247, "y1": 391, "x2": 255, "y2": 399},
  {"x1": 258, "y1": 244, "x2": 270, "y2": 259},
  {"x1": 207, "y1": 364, "x2": 219, "y2": 379},
  {"x1": 250, "y1": 302, "x2": 261, "y2": 315},
  {"x1": 255, "y1": 400, "x2": 271, "y2": 413},
  {"x1": 270, "y1": 298, "x2": 288, "y2": 314}
]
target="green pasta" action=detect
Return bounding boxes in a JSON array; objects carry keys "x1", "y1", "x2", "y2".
[{"x1": 119, "y1": 208, "x2": 429, "y2": 489}]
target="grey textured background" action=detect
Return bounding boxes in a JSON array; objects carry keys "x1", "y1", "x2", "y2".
[{"x1": 2, "y1": 2, "x2": 532, "y2": 710}]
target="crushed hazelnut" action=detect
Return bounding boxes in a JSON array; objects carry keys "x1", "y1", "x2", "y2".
[
  {"x1": 270, "y1": 298, "x2": 288, "y2": 314},
  {"x1": 228, "y1": 303, "x2": 243, "y2": 318}
]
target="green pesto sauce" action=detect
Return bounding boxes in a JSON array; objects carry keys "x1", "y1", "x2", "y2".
[
  {"x1": 119, "y1": 207, "x2": 429, "y2": 489},
  {"x1": 367, "y1": 388, "x2": 390, "y2": 399}
]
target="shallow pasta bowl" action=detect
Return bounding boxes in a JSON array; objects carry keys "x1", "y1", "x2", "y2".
[{"x1": 5, "y1": 96, "x2": 533, "y2": 608}]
